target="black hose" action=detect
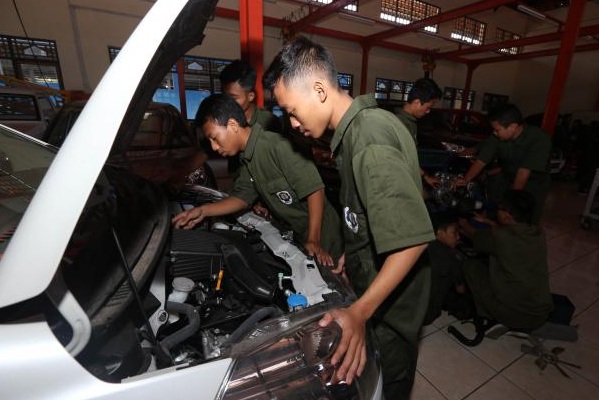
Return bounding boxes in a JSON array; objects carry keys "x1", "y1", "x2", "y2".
[
  {"x1": 447, "y1": 316, "x2": 494, "y2": 347},
  {"x1": 160, "y1": 301, "x2": 201, "y2": 351},
  {"x1": 222, "y1": 307, "x2": 282, "y2": 347}
]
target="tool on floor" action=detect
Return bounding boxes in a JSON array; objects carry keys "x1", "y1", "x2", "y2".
[{"x1": 520, "y1": 335, "x2": 582, "y2": 378}]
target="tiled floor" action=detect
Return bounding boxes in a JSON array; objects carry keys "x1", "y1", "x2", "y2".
[{"x1": 411, "y1": 180, "x2": 599, "y2": 400}]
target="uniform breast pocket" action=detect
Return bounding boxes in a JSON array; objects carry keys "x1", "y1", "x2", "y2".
[{"x1": 266, "y1": 177, "x2": 296, "y2": 206}]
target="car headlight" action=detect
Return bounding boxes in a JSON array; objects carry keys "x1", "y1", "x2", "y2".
[{"x1": 217, "y1": 304, "x2": 381, "y2": 400}]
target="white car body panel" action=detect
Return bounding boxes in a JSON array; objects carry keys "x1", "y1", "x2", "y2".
[
  {"x1": 0, "y1": 0, "x2": 189, "y2": 307},
  {"x1": 0, "y1": 322, "x2": 231, "y2": 399}
]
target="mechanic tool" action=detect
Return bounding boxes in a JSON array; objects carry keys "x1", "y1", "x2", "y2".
[{"x1": 520, "y1": 335, "x2": 582, "y2": 378}]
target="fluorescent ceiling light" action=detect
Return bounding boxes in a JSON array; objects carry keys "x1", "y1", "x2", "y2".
[
  {"x1": 517, "y1": 4, "x2": 547, "y2": 21},
  {"x1": 338, "y1": 13, "x2": 375, "y2": 26}
]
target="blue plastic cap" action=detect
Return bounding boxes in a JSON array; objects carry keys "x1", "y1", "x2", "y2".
[{"x1": 287, "y1": 293, "x2": 308, "y2": 310}]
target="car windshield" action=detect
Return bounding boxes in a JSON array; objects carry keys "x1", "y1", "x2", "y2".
[{"x1": 0, "y1": 125, "x2": 55, "y2": 257}]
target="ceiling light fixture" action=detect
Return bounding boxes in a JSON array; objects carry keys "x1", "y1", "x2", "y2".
[
  {"x1": 338, "y1": 13, "x2": 375, "y2": 26},
  {"x1": 517, "y1": 4, "x2": 547, "y2": 21}
]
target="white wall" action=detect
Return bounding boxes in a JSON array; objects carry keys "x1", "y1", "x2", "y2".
[{"x1": 1, "y1": 0, "x2": 598, "y2": 115}]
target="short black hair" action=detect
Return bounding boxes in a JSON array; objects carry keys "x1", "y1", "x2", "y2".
[
  {"x1": 431, "y1": 212, "x2": 458, "y2": 232},
  {"x1": 263, "y1": 35, "x2": 338, "y2": 92},
  {"x1": 194, "y1": 93, "x2": 249, "y2": 128},
  {"x1": 407, "y1": 78, "x2": 442, "y2": 103},
  {"x1": 488, "y1": 104, "x2": 523, "y2": 128},
  {"x1": 499, "y1": 189, "x2": 535, "y2": 224},
  {"x1": 219, "y1": 59, "x2": 257, "y2": 92}
]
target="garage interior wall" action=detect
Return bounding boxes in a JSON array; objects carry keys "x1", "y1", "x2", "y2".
[{"x1": 1, "y1": 0, "x2": 598, "y2": 116}]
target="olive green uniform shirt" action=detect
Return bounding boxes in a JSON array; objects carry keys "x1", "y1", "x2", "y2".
[
  {"x1": 330, "y1": 94, "x2": 434, "y2": 396},
  {"x1": 249, "y1": 107, "x2": 282, "y2": 133},
  {"x1": 476, "y1": 124, "x2": 551, "y2": 222},
  {"x1": 330, "y1": 94, "x2": 434, "y2": 256},
  {"x1": 395, "y1": 107, "x2": 418, "y2": 144},
  {"x1": 231, "y1": 125, "x2": 342, "y2": 260},
  {"x1": 464, "y1": 223, "x2": 553, "y2": 330},
  {"x1": 229, "y1": 108, "x2": 282, "y2": 176}
]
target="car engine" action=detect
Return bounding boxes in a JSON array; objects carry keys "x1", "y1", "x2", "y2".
[
  {"x1": 142, "y1": 187, "x2": 351, "y2": 372},
  {"x1": 427, "y1": 171, "x2": 485, "y2": 214}
]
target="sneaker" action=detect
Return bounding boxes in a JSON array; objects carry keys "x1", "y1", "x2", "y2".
[{"x1": 485, "y1": 323, "x2": 509, "y2": 340}]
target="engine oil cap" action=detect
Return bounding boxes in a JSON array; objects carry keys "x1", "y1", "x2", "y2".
[{"x1": 287, "y1": 293, "x2": 308, "y2": 311}]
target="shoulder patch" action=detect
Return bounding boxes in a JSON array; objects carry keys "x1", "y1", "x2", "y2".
[{"x1": 276, "y1": 190, "x2": 293, "y2": 205}]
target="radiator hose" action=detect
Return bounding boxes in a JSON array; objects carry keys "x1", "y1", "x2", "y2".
[
  {"x1": 222, "y1": 306, "x2": 282, "y2": 347},
  {"x1": 159, "y1": 301, "x2": 201, "y2": 352}
]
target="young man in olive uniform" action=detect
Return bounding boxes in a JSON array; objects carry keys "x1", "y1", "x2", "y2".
[
  {"x1": 395, "y1": 77, "x2": 442, "y2": 188},
  {"x1": 173, "y1": 94, "x2": 342, "y2": 267},
  {"x1": 219, "y1": 59, "x2": 281, "y2": 172},
  {"x1": 395, "y1": 77, "x2": 442, "y2": 144},
  {"x1": 462, "y1": 190, "x2": 553, "y2": 330},
  {"x1": 456, "y1": 104, "x2": 551, "y2": 223},
  {"x1": 264, "y1": 36, "x2": 434, "y2": 399}
]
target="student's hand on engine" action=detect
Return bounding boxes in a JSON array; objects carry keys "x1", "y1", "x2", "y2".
[
  {"x1": 252, "y1": 203, "x2": 271, "y2": 219},
  {"x1": 423, "y1": 174, "x2": 440, "y2": 188},
  {"x1": 305, "y1": 241, "x2": 334, "y2": 267},
  {"x1": 453, "y1": 177, "x2": 469, "y2": 189},
  {"x1": 171, "y1": 207, "x2": 206, "y2": 229},
  {"x1": 318, "y1": 305, "x2": 367, "y2": 385}
]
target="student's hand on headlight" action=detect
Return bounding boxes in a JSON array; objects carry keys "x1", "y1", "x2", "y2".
[{"x1": 319, "y1": 306, "x2": 367, "y2": 385}]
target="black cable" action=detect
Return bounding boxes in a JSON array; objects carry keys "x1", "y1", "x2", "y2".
[{"x1": 11, "y1": 0, "x2": 53, "y2": 89}]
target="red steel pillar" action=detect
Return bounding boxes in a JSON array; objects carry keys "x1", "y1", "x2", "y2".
[
  {"x1": 359, "y1": 42, "x2": 371, "y2": 95},
  {"x1": 239, "y1": 0, "x2": 264, "y2": 106},
  {"x1": 541, "y1": 0, "x2": 586, "y2": 135}
]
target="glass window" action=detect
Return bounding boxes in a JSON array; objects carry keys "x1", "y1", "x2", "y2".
[
  {"x1": 380, "y1": 0, "x2": 440, "y2": 33},
  {"x1": 375, "y1": 77, "x2": 413, "y2": 101},
  {"x1": 109, "y1": 47, "x2": 230, "y2": 119},
  {"x1": 337, "y1": 72, "x2": 353, "y2": 96},
  {"x1": 0, "y1": 35, "x2": 63, "y2": 90},
  {"x1": 496, "y1": 28, "x2": 521, "y2": 55},
  {"x1": 451, "y1": 17, "x2": 486, "y2": 45},
  {"x1": 443, "y1": 87, "x2": 475, "y2": 110},
  {"x1": 311, "y1": 0, "x2": 358, "y2": 12}
]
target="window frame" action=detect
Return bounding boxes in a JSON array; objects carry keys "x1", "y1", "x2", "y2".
[
  {"x1": 0, "y1": 34, "x2": 64, "y2": 90},
  {"x1": 310, "y1": 0, "x2": 358, "y2": 12},
  {"x1": 108, "y1": 47, "x2": 231, "y2": 119},
  {"x1": 451, "y1": 16, "x2": 486, "y2": 46},
  {"x1": 375, "y1": 77, "x2": 414, "y2": 102},
  {"x1": 495, "y1": 28, "x2": 521, "y2": 55},
  {"x1": 380, "y1": 0, "x2": 440, "y2": 34},
  {"x1": 337, "y1": 72, "x2": 354, "y2": 96},
  {"x1": 443, "y1": 87, "x2": 476, "y2": 111}
]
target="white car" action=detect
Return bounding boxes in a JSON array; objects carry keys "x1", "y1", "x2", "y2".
[{"x1": 0, "y1": 1, "x2": 383, "y2": 399}]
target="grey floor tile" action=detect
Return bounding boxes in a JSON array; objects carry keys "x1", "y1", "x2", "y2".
[
  {"x1": 465, "y1": 375, "x2": 535, "y2": 400},
  {"x1": 409, "y1": 372, "x2": 448, "y2": 400},
  {"x1": 417, "y1": 330, "x2": 495, "y2": 400}
]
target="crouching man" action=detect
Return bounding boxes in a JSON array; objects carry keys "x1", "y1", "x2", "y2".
[{"x1": 172, "y1": 94, "x2": 342, "y2": 268}]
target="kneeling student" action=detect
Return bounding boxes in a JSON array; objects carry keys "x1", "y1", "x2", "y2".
[
  {"x1": 172, "y1": 94, "x2": 342, "y2": 267},
  {"x1": 462, "y1": 190, "x2": 553, "y2": 330}
]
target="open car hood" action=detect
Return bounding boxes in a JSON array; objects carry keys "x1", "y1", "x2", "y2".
[{"x1": 0, "y1": 0, "x2": 218, "y2": 307}]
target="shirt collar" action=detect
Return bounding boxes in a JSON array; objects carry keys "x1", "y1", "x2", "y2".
[
  {"x1": 398, "y1": 107, "x2": 417, "y2": 123},
  {"x1": 330, "y1": 94, "x2": 378, "y2": 153},
  {"x1": 241, "y1": 124, "x2": 262, "y2": 162}
]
